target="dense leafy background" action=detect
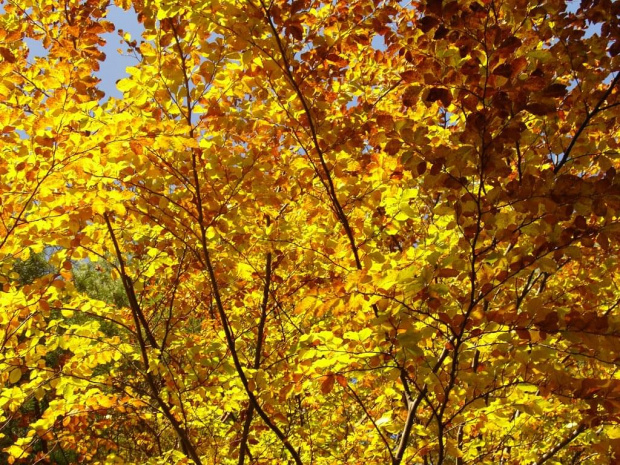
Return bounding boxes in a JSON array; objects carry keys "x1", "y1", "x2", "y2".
[{"x1": 1, "y1": 0, "x2": 620, "y2": 463}]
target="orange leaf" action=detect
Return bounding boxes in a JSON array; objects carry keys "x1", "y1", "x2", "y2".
[{"x1": 320, "y1": 375, "x2": 335, "y2": 395}]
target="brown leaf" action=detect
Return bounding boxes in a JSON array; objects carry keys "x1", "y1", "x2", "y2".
[
  {"x1": 385, "y1": 139, "x2": 402, "y2": 155},
  {"x1": 516, "y1": 329, "x2": 531, "y2": 340},
  {"x1": 426, "y1": 87, "x2": 452, "y2": 107},
  {"x1": 425, "y1": 0, "x2": 443, "y2": 17},
  {"x1": 320, "y1": 375, "x2": 335, "y2": 394},
  {"x1": 376, "y1": 114, "x2": 394, "y2": 129},
  {"x1": 428, "y1": 297, "x2": 441, "y2": 310},
  {"x1": 461, "y1": 59, "x2": 480, "y2": 76},
  {"x1": 286, "y1": 23, "x2": 304, "y2": 41},
  {"x1": 525, "y1": 102, "x2": 555, "y2": 116},
  {"x1": 497, "y1": 36, "x2": 522, "y2": 56},
  {"x1": 290, "y1": 0, "x2": 305, "y2": 14},
  {"x1": 418, "y1": 16, "x2": 440, "y2": 32},
  {"x1": 402, "y1": 86, "x2": 420, "y2": 107},
  {"x1": 434, "y1": 25, "x2": 448, "y2": 40},
  {"x1": 523, "y1": 75, "x2": 546, "y2": 91},
  {"x1": 492, "y1": 63, "x2": 513, "y2": 78},
  {"x1": 574, "y1": 215, "x2": 587, "y2": 230},
  {"x1": 511, "y1": 56, "x2": 528, "y2": 75},
  {"x1": 492, "y1": 91, "x2": 512, "y2": 111},
  {"x1": 437, "y1": 268, "x2": 459, "y2": 278},
  {"x1": 400, "y1": 70, "x2": 416, "y2": 83},
  {"x1": 0, "y1": 47, "x2": 16, "y2": 63},
  {"x1": 593, "y1": 198, "x2": 607, "y2": 217},
  {"x1": 542, "y1": 83, "x2": 567, "y2": 98}
]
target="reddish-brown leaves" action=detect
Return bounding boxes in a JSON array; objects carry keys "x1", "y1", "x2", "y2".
[{"x1": 426, "y1": 87, "x2": 452, "y2": 107}]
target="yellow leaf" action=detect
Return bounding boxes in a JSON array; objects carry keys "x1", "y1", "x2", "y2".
[
  {"x1": 92, "y1": 198, "x2": 106, "y2": 216},
  {"x1": 237, "y1": 262, "x2": 254, "y2": 280},
  {"x1": 608, "y1": 426, "x2": 620, "y2": 439},
  {"x1": 99, "y1": 396, "x2": 116, "y2": 408},
  {"x1": 112, "y1": 203, "x2": 127, "y2": 216},
  {"x1": 9, "y1": 368, "x2": 21, "y2": 384}
]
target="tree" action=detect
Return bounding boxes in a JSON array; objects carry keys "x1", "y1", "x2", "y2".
[{"x1": 1, "y1": 0, "x2": 620, "y2": 463}]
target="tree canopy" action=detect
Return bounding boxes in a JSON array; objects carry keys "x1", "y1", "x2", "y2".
[{"x1": 1, "y1": 0, "x2": 620, "y2": 463}]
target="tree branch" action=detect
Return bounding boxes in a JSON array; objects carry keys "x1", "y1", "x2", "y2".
[
  {"x1": 346, "y1": 382, "x2": 395, "y2": 462},
  {"x1": 253, "y1": 0, "x2": 362, "y2": 269},
  {"x1": 534, "y1": 424, "x2": 586, "y2": 465},
  {"x1": 554, "y1": 73, "x2": 619, "y2": 173},
  {"x1": 239, "y1": 246, "x2": 272, "y2": 464},
  {"x1": 104, "y1": 213, "x2": 202, "y2": 464}
]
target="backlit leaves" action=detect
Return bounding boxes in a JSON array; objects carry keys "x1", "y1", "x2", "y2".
[{"x1": 1, "y1": 0, "x2": 620, "y2": 464}]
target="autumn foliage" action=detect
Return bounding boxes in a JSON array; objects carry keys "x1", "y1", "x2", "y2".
[{"x1": 1, "y1": 0, "x2": 620, "y2": 463}]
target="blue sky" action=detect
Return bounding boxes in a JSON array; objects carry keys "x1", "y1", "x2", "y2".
[
  {"x1": 25, "y1": 5, "x2": 144, "y2": 100},
  {"x1": 96, "y1": 6, "x2": 144, "y2": 99}
]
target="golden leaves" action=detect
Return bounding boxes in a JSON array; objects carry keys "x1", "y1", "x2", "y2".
[{"x1": 1, "y1": 0, "x2": 620, "y2": 464}]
